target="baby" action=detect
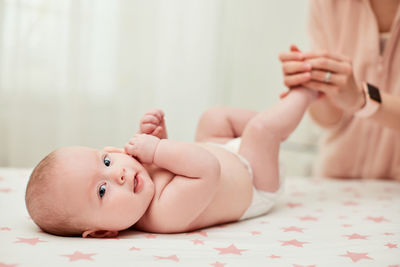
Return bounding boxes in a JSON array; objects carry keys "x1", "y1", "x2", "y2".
[{"x1": 25, "y1": 88, "x2": 316, "y2": 237}]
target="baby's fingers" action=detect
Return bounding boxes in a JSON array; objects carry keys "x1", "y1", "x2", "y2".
[
  {"x1": 124, "y1": 143, "x2": 138, "y2": 156},
  {"x1": 152, "y1": 126, "x2": 163, "y2": 137}
]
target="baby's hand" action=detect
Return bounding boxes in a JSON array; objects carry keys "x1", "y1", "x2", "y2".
[
  {"x1": 139, "y1": 109, "x2": 167, "y2": 139},
  {"x1": 124, "y1": 134, "x2": 160, "y2": 164}
]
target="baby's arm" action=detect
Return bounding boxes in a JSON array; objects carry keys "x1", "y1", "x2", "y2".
[
  {"x1": 125, "y1": 134, "x2": 220, "y2": 232},
  {"x1": 138, "y1": 109, "x2": 168, "y2": 139}
]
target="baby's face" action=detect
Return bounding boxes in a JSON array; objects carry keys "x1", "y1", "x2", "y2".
[{"x1": 53, "y1": 146, "x2": 155, "y2": 236}]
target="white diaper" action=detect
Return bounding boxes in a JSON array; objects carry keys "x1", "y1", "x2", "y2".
[{"x1": 210, "y1": 138, "x2": 283, "y2": 221}]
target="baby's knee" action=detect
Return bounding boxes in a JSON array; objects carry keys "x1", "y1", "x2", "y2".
[
  {"x1": 197, "y1": 106, "x2": 228, "y2": 129},
  {"x1": 199, "y1": 106, "x2": 227, "y2": 121}
]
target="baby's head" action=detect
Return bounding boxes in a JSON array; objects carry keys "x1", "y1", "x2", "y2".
[{"x1": 25, "y1": 146, "x2": 155, "y2": 237}]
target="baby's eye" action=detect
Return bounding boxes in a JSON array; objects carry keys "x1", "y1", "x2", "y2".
[
  {"x1": 99, "y1": 184, "x2": 106, "y2": 198},
  {"x1": 104, "y1": 156, "x2": 111, "y2": 167}
]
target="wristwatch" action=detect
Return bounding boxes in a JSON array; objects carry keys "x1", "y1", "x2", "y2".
[{"x1": 354, "y1": 82, "x2": 381, "y2": 117}]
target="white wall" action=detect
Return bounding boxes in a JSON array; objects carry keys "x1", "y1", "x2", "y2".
[{"x1": 0, "y1": 0, "x2": 319, "y2": 176}]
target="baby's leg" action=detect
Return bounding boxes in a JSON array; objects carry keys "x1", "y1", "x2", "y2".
[
  {"x1": 195, "y1": 107, "x2": 258, "y2": 144},
  {"x1": 239, "y1": 88, "x2": 316, "y2": 192}
]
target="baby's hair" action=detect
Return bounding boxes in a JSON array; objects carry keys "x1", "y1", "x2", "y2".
[{"x1": 25, "y1": 150, "x2": 85, "y2": 236}]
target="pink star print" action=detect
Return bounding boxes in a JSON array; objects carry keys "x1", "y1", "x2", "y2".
[
  {"x1": 0, "y1": 227, "x2": 11, "y2": 231},
  {"x1": 0, "y1": 188, "x2": 11, "y2": 193},
  {"x1": 15, "y1": 237, "x2": 47, "y2": 245},
  {"x1": 339, "y1": 251, "x2": 373, "y2": 262},
  {"x1": 385, "y1": 243, "x2": 398, "y2": 249},
  {"x1": 214, "y1": 244, "x2": 247, "y2": 255},
  {"x1": 210, "y1": 262, "x2": 226, "y2": 267},
  {"x1": 384, "y1": 232, "x2": 394, "y2": 236},
  {"x1": 145, "y1": 234, "x2": 157, "y2": 239},
  {"x1": 155, "y1": 255, "x2": 179, "y2": 262},
  {"x1": 343, "y1": 201, "x2": 359, "y2": 206},
  {"x1": 282, "y1": 226, "x2": 304, "y2": 233},
  {"x1": 344, "y1": 233, "x2": 368, "y2": 240},
  {"x1": 269, "y1": 254, "x2": 281, "y2": 259},
  {"x1": 299, "y1": 216, "x2": 318, "y2": 221},
  {"x1": 186, "y1": 230, "x2": 208, "y2": 237},
  {"x1": 129, "y1": 246, "x2": 141, "y2": 251},
  {"x1": 366, "y1": 216, "x2": 389, "y2": 223},
  {"x1": 61, "y1": 251, "x2": 96, "y2": 261},
  {"x1": 251, "y1": 231, "x2": 261, "y2": 235},
  {"x1": 192, "y1": 239, "x2": 204, "y2": 245},
  {"x1": 287, "y1": 202, "x2": 303, "y2": 208},
  {"x1": 280, "y1": 239, "x2": 309, "y2": 247},
  {"x1": 0, "y1": 262, "x2": 18, "y2": 267}
]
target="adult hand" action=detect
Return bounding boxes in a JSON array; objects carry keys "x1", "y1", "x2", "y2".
[
  {"x1": 302, "y1": 50, "x2": 365, "y2": 112},
  {"x1": 279, "y1": 45, "x2": 365, "y2": 113},
  {"x1": 279, "y1": 44, "x2": 312, "y2": 90}
]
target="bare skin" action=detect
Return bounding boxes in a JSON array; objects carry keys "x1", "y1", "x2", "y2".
[
  {"x1": 45, "y1": 89, "x2": 315, "y2": 237},
  {"x1": 278, "y1": 0, "x2": 400, "y2": 131},
  {"x1": 133, "y1": 88, "x2": 315, "y2": 234}
]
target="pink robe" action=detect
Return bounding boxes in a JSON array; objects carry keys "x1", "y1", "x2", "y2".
[{"x1": 308, "y1": 0, "x2": 400, "y2": 179}]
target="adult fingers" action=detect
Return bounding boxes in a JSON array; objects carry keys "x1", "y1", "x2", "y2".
[
  {"x1": 283, "y1": 72, "x2": 311, "y2": 87},
  {"x1": 279, "y1": 51, "x2": 304, "y2": 62},
  {"x1": 282, "y1": 61, "x2": 312, "y2": 74},
  {"x1": 302, "y1": 51, "x2": 351, "y2": 63},
  {"x1": 290, "y1": 44, "x2": 301, "y2": 52},
  {"x1": 305, "y1": 57, "x2": 350, "y2": 74},
  {"x1": 310, "y1": 70, "x2": 347, "y2": 85},
  {"x1": 303, "y1": 81, "x2": 339, "y2": 95}
]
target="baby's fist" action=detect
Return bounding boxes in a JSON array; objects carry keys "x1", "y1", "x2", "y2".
[{"x1": 124, "y1": 134, "x2": 160, "y2": 164}]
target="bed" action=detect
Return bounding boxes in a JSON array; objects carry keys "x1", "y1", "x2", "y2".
[{"x1": 0, "y1": 167, "x2": 399, "y2": 267}]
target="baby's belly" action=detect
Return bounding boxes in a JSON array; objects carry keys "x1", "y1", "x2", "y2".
[{"x1": 189, "y1": 143, "x2": 253, "y2": 229}]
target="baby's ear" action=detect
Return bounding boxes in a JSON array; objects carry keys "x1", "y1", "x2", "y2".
[
  {"x1": 82, "y1": 229, "x2": 119, "y2": 238},
  {"x1": 103, "y1": 146, "x2": 124, "y2": 153}
]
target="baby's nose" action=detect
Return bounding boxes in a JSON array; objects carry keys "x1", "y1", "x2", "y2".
[{"x1": 117, "y1": 168, "x2": 126, "y2": 184}]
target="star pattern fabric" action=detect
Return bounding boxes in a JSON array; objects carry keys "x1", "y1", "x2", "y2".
[
  {"x1": 339, "y1": 251, "x2": 373, "y2": 262},
  {"x1": 214, "y1": 244, "x2": 247, "y2": 255},
  {"x1": 343, "y1": 233, "x2": 368, "y2": 240},
  {"x1": 155, "y1": 255, "x2": 179, "y2": 262},
  {"x1": 1, "y1": 169, "x2": 399, "y2": 266},
  {"x1": 15, "y1": 237, "x2": 47, "y2": 246},
  {"x1": 60, "y1": 251, "x2": 96, "y2": 261},
  {"x1": 279, "y1": 239, "x2": 309, "y2": 247}
]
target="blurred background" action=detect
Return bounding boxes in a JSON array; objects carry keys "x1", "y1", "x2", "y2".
[{"x1": 0, "y1": 0, "x2": 320, "y2": 176}]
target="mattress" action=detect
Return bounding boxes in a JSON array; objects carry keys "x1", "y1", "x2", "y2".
[{"x1": 0, "y1": 167, "x2": 399, "y2": 266}]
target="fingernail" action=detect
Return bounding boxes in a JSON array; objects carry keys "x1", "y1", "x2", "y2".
[{"x1": 304, "y1": 63, "x2": 311, "y2": 70}]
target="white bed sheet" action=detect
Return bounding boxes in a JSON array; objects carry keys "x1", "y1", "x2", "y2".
[{"x1": 0, "y1": 167, "x2": 399, "y2": 267}]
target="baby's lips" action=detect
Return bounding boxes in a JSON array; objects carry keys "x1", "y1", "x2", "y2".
[{"x1": 133, "y1": 173, "x2": 143, "y2": 194}]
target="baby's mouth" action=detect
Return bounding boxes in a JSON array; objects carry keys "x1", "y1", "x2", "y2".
[{"x1": 133, "y1": 175, "x2": 138, "y2": 193}]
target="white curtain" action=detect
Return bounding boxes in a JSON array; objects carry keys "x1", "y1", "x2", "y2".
[{"x1": 0, "y1": 0, "x2": 317, "y2": 175}]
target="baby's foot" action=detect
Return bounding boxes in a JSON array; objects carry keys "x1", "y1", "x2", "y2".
[{"x1": 139, "y1": 109, "x2": 168, "y2": 139}]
